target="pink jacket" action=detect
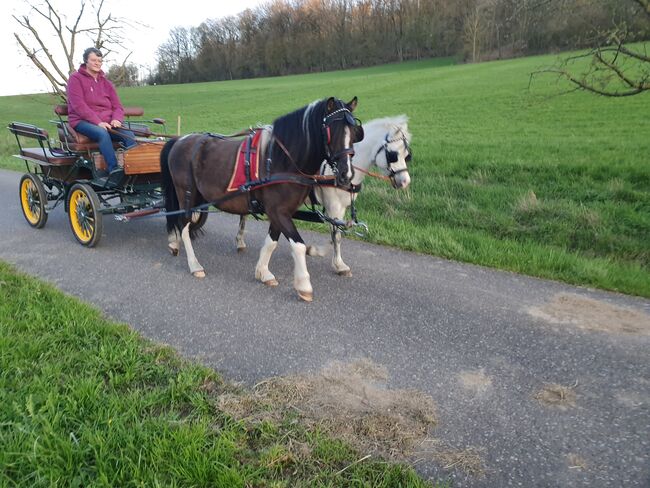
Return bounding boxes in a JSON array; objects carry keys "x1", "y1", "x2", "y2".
[{"x1": 67, "y1": 64, "x2": 125, "y2": 128}]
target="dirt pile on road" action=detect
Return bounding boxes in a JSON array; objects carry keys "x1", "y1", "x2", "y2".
[{"x1": 528, "y1": 293, "x2": 650, "y2": 335}]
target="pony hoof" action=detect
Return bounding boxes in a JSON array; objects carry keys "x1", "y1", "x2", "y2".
[
  {"x1": 192, "y1": 270, "x2": 206, "y2": 279},
  {"x1": 169, "y1": 247, "x2": 179, "y2": 256},
  {"x1": 337, "y1": 270, "x2": 352, "y2": 277},
  {"x1": 297, "y1": 290, "x2": 313, "y2": 302},
  {"x1": 263, "y1": 278, "x2": 279, "y2": 287},
  {"x1": 237, "y1": 247, "x2": 246, "y2": 253},
  {"x1": 306, "y1": 245, "x2": 326, "y2": 257}
]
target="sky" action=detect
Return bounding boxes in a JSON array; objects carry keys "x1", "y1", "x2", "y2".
[{"x1": 1, "y1": 0, "x2": 266, "y2": 96}]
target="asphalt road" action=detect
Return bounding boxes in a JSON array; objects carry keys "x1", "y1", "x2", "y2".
[{"x1": 1, "y1": 168, "x2": 649, "y2": 487}]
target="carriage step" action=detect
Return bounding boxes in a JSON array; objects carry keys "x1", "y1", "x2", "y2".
[{"x1": 93, "y1": 174, "x2": 123, "y2": 189}]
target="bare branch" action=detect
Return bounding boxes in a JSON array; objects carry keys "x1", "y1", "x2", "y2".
[
  {"x1": 14, "y1": 33, "x2": 66, "y2": 100},
  {"x1": 533, "y1": 67, "x2": 649, "y2": 97},
  {"x1": 594, "y1": 49, "x2": 638, "y2": 89},
  {"x1": 13, "y1": 14, "x2": 69, "y2": 81},
  {"x1": 632, "y1": 0, "x2": 650, "y2": 17},
  {"x1": 67, "y1": 0, "x2": 87, "y2": 73},
  {"x1": 618, "y1": 45, "x2": 650, "y2": 63},
  {"x1": 32, "y1": 0, "x2": 74, "y2": 73}
]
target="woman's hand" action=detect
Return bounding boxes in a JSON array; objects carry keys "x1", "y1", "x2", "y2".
[
  {"x1": 110, "y1": 120, "x2": 122, "y2": 128},
  {"x1": 98, "y1": 121, "x2": 111, "y2": 130}
]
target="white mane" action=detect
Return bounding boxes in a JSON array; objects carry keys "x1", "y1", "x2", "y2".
[{"x1": 302, "y1": 99, "x2": 320, "y2": 154}]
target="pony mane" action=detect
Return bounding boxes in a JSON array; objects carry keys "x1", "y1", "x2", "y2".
[
  {"x1": 362, "y1": 114, "x2": 411, "y2": 143},
  {"x1": 271, "y1": 99, "x2": 328, "y2": 168}
]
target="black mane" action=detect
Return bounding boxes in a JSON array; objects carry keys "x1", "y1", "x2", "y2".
[{"x1": 270, "y1": 98, "x2": 331, "y2": 172}]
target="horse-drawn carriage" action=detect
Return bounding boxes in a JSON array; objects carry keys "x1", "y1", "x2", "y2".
[
  {"x1": 9, "y1": 96, "x2": 412, "y2": 300},
  {"x1": 9, "y1": 105, "x2": 168, "y2": 247}
]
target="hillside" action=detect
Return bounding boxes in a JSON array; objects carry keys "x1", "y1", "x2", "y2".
[{"x1": 2, "y1": 54, "x2": 648, "y2": 296}]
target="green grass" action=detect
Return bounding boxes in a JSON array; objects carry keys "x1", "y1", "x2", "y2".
[
  {"x1": 1, "y1": 53, "x2": 648, "y2": 297},
  {"x1": 0, "y1": 261, "x2": 441, "y2": 487}
]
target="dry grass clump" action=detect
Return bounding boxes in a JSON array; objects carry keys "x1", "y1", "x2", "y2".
[
  {"x1": 534, "y1": 382, "x2": 577, "y2": 409},
  {"x1": 567, "y1": 453, "x2": 588, "y2": 470},
  {"x1": 436, "y1": 448, "x2": 485, "y2": 475},
  {"x1": 515, "y1": 190, "x2": 539, "y2": 213},
  {"x1": 218, "y1": 359, "x2": 484, "y2": 475}
]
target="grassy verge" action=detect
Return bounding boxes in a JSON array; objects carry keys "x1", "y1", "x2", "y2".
[
  {"x1": 0, "y1": 261, "x2": 441, "y2": 487},
  {"x1": 1, "y1": 52, "x2": 648, "y2": 296}
]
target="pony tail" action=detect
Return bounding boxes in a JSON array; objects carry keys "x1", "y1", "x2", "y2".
[{"x1": 160, "y1": 138, "x2": 181, "y2": 234}]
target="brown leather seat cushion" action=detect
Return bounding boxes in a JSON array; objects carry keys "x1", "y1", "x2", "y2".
[{"x1": 21, "y1": 147, "x2": 77, "y2": 166}]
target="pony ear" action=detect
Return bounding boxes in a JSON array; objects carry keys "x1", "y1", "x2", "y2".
[
  {"x1": 326, "y1": 97, "x2": 337, "y2": 113},
  {"x1": 347, "y1": 96, "x2": 358, "y2": 112}
]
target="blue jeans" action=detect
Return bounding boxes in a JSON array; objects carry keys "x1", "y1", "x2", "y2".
[{"x1": 74, "y1": 121, "x2": 136, "y2": 172}]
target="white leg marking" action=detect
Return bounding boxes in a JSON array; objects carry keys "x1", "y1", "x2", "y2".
[
  {"x1": 290, "y1": 239, "x2": 313, "y2": 301},
  {"x1": 181, "y1": 222, "x2": 205, "y2": 277},
  {"x1": 322, "y1": 191, "x2": 351, "y2": 276},
  {"x1": 236, "y1": 215, "x2": 247, "y2": 252},
  {"x1": 255, "y1": 234, "x2": 278, "y2": 286},
  {"x1": 167, "y1": 228, "x2": 181, "y2": 256},
  {"x1": 344, "y1": 127, "x2": 353, "y2": 181},
  {"x1": 331, "y1": 226, "x2": 351, "y2": 276}
]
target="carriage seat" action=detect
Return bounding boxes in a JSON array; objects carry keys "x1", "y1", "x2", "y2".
[
  {"x1": 8, "y1": 122, "x2": 77, "y2": 166},
  {"x1": 53, "y1": 104, "x2": 147, "y2": 152},
  {"x1": 21, "y1": 147, "x2": 78, "y2": 166}
]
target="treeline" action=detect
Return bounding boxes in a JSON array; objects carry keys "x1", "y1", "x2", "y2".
[{"x1": 150, "y1": 0, "x2": 649, "y2": 85}]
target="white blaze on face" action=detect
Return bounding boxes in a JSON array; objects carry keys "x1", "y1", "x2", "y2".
[{"x1": 344, "y1": 126, "x2": 353, "y2": 180}]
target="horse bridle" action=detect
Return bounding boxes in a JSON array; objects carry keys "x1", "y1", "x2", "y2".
[
  {"x1": 372, "y1": 130, "x2": 412, "y2": 180},
  {"x1": 321, "y1": 106, "x2": 361, "y2": 177}
]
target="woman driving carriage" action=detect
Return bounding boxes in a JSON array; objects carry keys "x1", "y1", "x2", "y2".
[{"x1": 67, "y1": 47, "x2": 136, "y2": 181}]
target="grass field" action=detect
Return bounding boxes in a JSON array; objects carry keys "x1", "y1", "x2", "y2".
[
  {"x1": 1, "y1": 54, "x2": 648, "y2": 297},
  {"x1": 0, "y1": 261, "x2": 442, "y2": 487}
]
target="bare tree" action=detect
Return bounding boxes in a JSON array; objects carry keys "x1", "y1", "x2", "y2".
[
  {"x1": 13, "y1": 0, "x2": 130, "y2": 100},
  {"x1": 106, "y1": 59, "x2": 140, "y2": 87},
  {"x1": 463, "y1": 0, "x2": 487, "y2": 63},
  {"x1": 538, "y1": 0, "x2": 649, "y2": 97}
]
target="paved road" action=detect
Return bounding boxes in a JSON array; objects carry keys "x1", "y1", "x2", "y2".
[{"x1": 1, "y1": 168, "x2": 649, "y2": 487}]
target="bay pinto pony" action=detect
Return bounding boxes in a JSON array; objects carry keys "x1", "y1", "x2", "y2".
[
  {"x1": 235, "y1": 115, "x2": 412, "y2": 277},
  {"x1": 160, "y1": 97, "x2": 363, "y2": 301}
]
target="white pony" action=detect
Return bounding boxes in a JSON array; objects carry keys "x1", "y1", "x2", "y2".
[{"x1": 235, "y1": 115, "x2": 412, "y2": 277}]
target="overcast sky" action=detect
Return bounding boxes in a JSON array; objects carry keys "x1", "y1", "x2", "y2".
[{"x1": 1, "y1": 0, "x2": 266, "y2": 96}]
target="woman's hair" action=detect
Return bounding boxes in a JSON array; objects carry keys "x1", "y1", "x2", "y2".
[{"x1": 83, "y1": 47, "x2": 103, "y2": 63}]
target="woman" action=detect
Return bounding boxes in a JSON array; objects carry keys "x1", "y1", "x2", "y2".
[{"x1": 67, "y1": 47, "x2": 136, "y2": 181}]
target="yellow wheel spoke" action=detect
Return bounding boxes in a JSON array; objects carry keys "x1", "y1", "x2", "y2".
[
  {"x1": 70, "y1": 190, "x2": 94, "y2": 242},
  {"x1": 20, "y1": 178, "x2": 42, "y2": 225}
]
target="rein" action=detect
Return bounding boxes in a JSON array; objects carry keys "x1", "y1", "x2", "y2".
[
  {"x1": 109, "y1": 126, "x2": 257, "y2": 144},
  {"x1": 352, "y1": 164, "x2": 392, "y2": 182},
  {"x1": 107, "y1": 127, "x2": 165, "y2": 145},
  {"x1": 273, "y1": 135, "x2": 338, "y2": 183}
]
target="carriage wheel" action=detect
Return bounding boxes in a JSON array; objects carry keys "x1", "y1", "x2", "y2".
[
  {"x1": 67, "y1": 183, "x2": 103, "y2": 247},
  {"x1": 191, "y1": 210, "x2": 208, "y2": 231},
  {"x1": 19, "y1": 174, "x2": 48, "y2": 228}
]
